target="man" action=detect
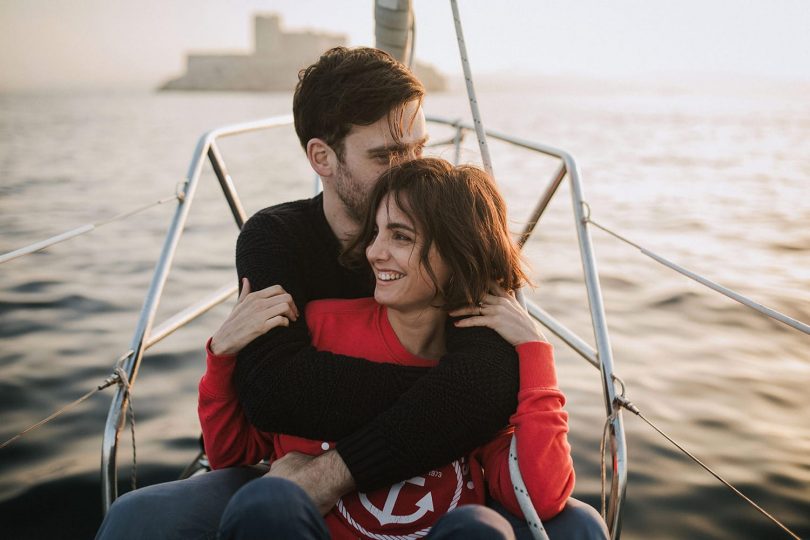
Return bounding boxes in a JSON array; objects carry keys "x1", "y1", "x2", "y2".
[
  {"x1": 228, "y1": 46, "x2": 520, "y2": 500},
  {"x1": 97, "y1": 47, "x2": 607, "y2": 539}
]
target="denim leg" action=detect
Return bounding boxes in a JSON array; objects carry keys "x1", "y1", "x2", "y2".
[
  {"x1": 428, "y1": 504, "x2": 516, "y2": 540},
  {"x1": 95, "y1": 467, "x2": 264, "y2": 540},
  {"x1": 218, "y1": 477, "x2": 329, "y2": 540},
  {"x1": 487, "y1": 497, "x2": 609, "y2": 540},
  {"x1": 542, "y1": 498, "x2": 609, "y2": 540}
]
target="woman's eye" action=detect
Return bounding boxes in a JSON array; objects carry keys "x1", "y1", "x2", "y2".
[{"x1": 393, "y1": 232, "x2": 412, "y2": 242}]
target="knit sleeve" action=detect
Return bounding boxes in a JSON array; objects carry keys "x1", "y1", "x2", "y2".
[
  {"x1": 336, "y1": 320, "x2": 521, "y2": 492},
  {"x1": 231, "y1": 211, "x2": 429, "y2": 441}
]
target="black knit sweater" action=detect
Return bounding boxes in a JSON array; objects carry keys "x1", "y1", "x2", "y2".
[{"x1": 232, "y1": 194, "x2": 519, "y2": 492}]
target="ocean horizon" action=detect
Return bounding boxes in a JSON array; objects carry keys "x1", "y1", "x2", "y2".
[{"x1": 1, "y1": 77, "x2": 808, "y2": 538}]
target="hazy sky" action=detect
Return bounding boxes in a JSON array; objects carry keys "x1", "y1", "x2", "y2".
[{"x1": 1, "y1": 0, "x2": 809, "y2": 91}]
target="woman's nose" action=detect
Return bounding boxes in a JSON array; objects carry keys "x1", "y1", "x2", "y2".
[{"x1": 367, "y1": 236, "x2": 389, "y2": 262}]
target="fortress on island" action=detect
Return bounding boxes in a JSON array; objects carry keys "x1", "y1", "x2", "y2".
[{"x1": 160, "y1": 14, "x2": 446, "y2": 92}]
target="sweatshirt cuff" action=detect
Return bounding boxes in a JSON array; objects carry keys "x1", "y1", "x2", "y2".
[
  {"x1": 335, "y1": 423, "x2": 393, "y2": 492},
  {"x1": 515, "y1": 341, "x2": 557, "y2": 389},
  {"x1": 200, "y1": 337, "x2": 237, "y2": 397}
]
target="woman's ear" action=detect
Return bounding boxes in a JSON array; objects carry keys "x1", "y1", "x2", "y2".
[{"x1": 306, "y1": 138, "x2": 336, "y2": 178}]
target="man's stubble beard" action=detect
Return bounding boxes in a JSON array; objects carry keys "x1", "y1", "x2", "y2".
[{"x1": 334, "y1": 161, "x2": 369, "y2": 224}]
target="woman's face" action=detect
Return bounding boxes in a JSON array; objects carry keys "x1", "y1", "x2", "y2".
[{"x1": 365, "y1": 194, "x2": 449, "y2": 312}]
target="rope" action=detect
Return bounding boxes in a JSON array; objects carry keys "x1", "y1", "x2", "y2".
[
  {"x1": 599, "y1": 408, "x2": 620, "y2": 521},
  {"x1": 0, "y1": 193, "x2": 179, "y2": 265},
  {"x1": 509, "y1": 437, "x2": 549, "y2": 540},
  {"x1": 613, "y1": 395, "x2": 801, "y2": 539},
  {"x1": 113, "y1": 357, "x2": 138, "y2": 491},
  {"x1": 585, "y1": 214, "x2": 810, "y2": 336}
]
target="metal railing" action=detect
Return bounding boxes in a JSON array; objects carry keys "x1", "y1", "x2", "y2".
[
  {"x1": 100, "y1": 115, "x2": 294, "y2": 510},
  {"x1": 95, "y1": 112, "x2": 808, "y2": 538},
  {"x1": 98, "y1": 113, "x2": 628, "y2": 534}
]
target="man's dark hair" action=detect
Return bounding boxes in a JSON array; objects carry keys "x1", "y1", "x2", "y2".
[
  {"x1": 342, "y1": 158, "x2": 531, "y2": 311},
  {"x1": 293, "y1": 47, "x2": 425, "y2": 161}
]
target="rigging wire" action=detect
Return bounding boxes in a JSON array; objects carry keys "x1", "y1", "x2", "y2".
[
  {"x1": 450, "y1": 0, "x2": 494, "y2": 177},
  {"x1": 0, "y1": 350, "x2": 133, "y2": 450},
  {"x1": 584, "y1": 213, "x2": 810, "y2": 336},
  {"x1": 0, "y1": 378, "x2": 117, "y2": 450},
  {"x1": 613, "y1": 395, "x2": 801, "y2": 540},
  {"x1": 0, "y1": 192, "x2": 179, "y2": 265}
]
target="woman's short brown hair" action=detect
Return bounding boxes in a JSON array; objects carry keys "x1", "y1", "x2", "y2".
[{"x1": 343, "y1": 158, "x2": 529, "y2": 311}]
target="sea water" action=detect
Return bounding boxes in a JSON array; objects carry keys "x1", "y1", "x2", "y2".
[{"x1": 1, "y1": 78, "x2": 808, "y2": 538}]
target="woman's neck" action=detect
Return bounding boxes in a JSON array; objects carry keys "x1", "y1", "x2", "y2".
[{"x1": 386, "y1": 306, "x2": 447, "y2": 360}]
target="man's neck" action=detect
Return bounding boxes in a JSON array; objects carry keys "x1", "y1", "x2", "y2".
[
  {"x1": 387, "y1": 307, "x2": 446, "y2": 360},
  {"x1": 322, "y1": 188, "x2": 359, "y2": 248}
]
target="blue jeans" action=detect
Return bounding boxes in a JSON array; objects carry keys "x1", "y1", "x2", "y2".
[{"x1": 96, "y1": 467, "x2": 608, "y2": 540}]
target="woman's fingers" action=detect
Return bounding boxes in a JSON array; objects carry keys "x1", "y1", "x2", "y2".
[
  {"x1": 237, "y1": 277, "x2": 252, "y2": 303},
  {"x1": 489, "y1": 282, "x2": 508, "y2": 296},
  {"x1": 242, "y1": 287, "x2": 299, "y2": 320},
  {"x1": 453, "y1": 315, "x2": 490, "y2": 329},
  {"x1": 448, "y1": 305, "x2": 479, "y2": 317},
  {"x1": 263, "y1": 315, "x2": 290, "y2": 331},
  {"x1": 263, "y1": 301, "x2": 296, "y2": 322}
]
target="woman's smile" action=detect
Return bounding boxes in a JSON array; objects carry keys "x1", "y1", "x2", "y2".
[{"x1": 365, "y1": 194, "x2": 449, "y2": 312}]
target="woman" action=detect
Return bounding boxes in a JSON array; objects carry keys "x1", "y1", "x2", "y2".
[{"x1": 201, "y1": 158, "x2": 575, "y2": 539}]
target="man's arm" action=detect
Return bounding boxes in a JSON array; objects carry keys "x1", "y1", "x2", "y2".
[
  {"x1": 264, "y1": 450, "x2": 354, "y2": 515},
  {"x1": 232, "y1": 209, "x2": 429, "y2": 440},
  {"x1": 336, "y1": 320, "x2": 519, "y2": 492},
  {"x1": 233, "y1": 207, "x2": 520, "y2": 492}
]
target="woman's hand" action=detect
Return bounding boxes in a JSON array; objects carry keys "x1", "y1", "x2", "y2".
[
  {"x1": 209, "y1": 278, "x2": 299, "y2": 356},
  {"x1": 448, "y1": 283, "x2": 546, "y2": 347}
]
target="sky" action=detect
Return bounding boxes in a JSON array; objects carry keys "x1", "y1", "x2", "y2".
[{"x1": 1, "y1": 0, "x2": 809, "y2": 91}]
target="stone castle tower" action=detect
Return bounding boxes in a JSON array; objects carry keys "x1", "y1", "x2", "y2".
[{"x1": 160, "y1": 14, "x2": 445, "y2": 92}]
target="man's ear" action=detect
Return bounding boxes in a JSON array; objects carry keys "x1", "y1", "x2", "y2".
[{"x1": 306, "y1": 138, "x2": 336, "y2": 178}]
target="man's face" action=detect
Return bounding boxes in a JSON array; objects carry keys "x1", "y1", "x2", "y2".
[{"x1": 333, "y1": 100, "x2": 427, "y2": 222}]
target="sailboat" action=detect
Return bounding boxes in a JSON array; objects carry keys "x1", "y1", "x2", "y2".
[{"x1": 1, "y1": 1, "x2": 806, "y2": 538}]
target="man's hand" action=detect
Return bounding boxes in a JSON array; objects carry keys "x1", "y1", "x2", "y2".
[
  {"x1": 210, "y1": 278, "x2": 299, "y2": 356},
  {"x1": 265, "y1": 450, "x2": 355, "y2": 515}
]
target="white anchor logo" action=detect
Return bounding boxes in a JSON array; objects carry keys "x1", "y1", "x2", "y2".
[{"x1": 359, "y1": 476, "x2": 435, "y2": 525}]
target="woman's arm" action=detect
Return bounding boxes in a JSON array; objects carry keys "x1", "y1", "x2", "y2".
[
  {"x1": 198, "y1": 337, "x2": 276, "y2": 469},
  {"x1": 476, "y1": 341, "x2": 574, "y2": 520},
  {"x1": 451, "y1": 286, "x2": 574, "y2": 519}
]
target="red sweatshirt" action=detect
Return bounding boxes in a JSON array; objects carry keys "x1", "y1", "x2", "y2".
[{"x1": 199, "y1": 298, "x2": 574, "y2": 538}]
